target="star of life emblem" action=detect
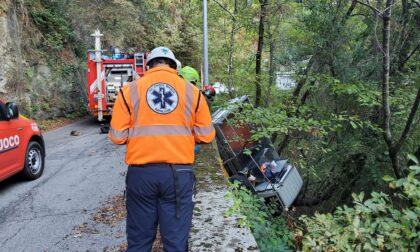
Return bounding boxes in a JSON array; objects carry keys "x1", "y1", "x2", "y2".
[{"x1": 146, "y1": 83, "x2": 179, "y2": 114}]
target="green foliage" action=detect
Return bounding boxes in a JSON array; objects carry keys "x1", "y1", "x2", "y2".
[
  {"x1": 332, "y1": 82, "x2": 381, "y2": 108},
  {"x1": 29, "y1": 3, "x2": 75, "y2": 50},
  {"x1": 298, "y1": 155, "x2": 420, "y2": 251},
  {"x1": 232, "y1": 99, "x2": 381, "y2": 144},
  {"x1": 226, "y1": 182, "x2": 293, "y2": 251},
  {"x1": 213, "y1": 0, "x2": 420, "y2": 250}
]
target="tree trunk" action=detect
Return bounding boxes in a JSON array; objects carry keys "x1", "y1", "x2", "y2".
[
  {"x1": 381, "y1": 0, "x2": 402, "y2": 178},
  {"x1": 255, "y1": 0, "x2": 267, "y2": 107},
  {"x1": 276, "y1": 57, "x2": 315, "y2": 154},
  {"x1": 265, "y1": 27, "x2": 275, "y2": 107},
  {"x1": 357, "y1": 0, "x2": 417, "y2": 179}
]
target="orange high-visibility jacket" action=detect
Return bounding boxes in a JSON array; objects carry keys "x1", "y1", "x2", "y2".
[{"x1": 108, "y1": 66, "x2": 215, "y2": 165}]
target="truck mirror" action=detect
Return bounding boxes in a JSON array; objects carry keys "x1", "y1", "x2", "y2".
[{"x1": 6, "y1": 102, "x2": 19, "y2": 120}]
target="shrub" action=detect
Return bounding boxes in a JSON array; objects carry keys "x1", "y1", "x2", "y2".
[
  {"x1": 297, "y1": 155, "x2": 420, "y2": 252},
  {"x1": 226, "y1": 182, "x2": 294, "y2": 251}
]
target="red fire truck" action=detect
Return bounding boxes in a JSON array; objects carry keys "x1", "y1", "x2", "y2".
[{"x1": 87, "y1": 30, "x2": 147, "y2": 121}]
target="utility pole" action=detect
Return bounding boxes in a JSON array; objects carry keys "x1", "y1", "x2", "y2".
[{"x1": 203, "y1": 0, "x2": 209, "y2": 85}]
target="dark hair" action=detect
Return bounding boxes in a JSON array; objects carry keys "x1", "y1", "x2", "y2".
[{"x1": 148, "y1": 57, "x2": 177, "y2": 70}]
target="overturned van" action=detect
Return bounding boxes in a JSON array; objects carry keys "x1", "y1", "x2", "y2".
[{"x1": 212, "y1": 96, "x2": 303, "y2": 209}]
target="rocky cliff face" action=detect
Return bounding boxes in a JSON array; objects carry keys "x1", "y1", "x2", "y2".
[
  {"x1": 0, "y1": 1, "x2": 87, "y2": 119},
  {"x1": 0, "y1": 0, "x2": 20, "y2": 94}
]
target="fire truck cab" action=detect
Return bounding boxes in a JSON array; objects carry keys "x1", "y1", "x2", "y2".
[{"x1": 0, "y1": 99, "x2": 45, "y2": 182}]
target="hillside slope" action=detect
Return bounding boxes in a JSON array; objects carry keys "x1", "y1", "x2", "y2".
[{"x1": 0, "y1": 0, "x2": 200, "y2": 119}]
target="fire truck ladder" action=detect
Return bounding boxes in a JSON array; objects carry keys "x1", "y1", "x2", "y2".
[{"x1": 134, "y1": 53, "x2": 145, "y2": 73}]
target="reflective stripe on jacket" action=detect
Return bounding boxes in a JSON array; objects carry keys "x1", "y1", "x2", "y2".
[{"x1": 108, "y1": 66, "x2": 215, "y2": 165}]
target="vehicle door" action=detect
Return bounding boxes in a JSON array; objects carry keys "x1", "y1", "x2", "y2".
[{"x1": 0, "y1": 101, "x2": 22, "y2": 180}]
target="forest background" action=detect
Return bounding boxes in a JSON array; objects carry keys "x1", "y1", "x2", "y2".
[{"x1": 0, "y1": 0, "x2": 419, "y2": 251}]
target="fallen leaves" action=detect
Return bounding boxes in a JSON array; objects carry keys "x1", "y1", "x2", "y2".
[
  {"x1": 110, "y1": 231, "x2": 163, "y2": 252},
  {"x1": 93, "y1": 195, "x2": 126, "y2": 226},
  {"x1": 73, "y1": 222, "x2": 99, "y2": 237}
]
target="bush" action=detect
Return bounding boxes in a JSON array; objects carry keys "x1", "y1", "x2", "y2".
[
  {"x1": 29, "y1": 1, "x2": 75, "y2": 51},
  {"x1": 226, "y1": 182, "x2": 294, "y2": 251},
  {"x1": 297, "y1": 155, "x2": 420, "y2": 252}
]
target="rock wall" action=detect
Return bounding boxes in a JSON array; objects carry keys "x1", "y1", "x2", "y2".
[
  {"x1": 0, "y1": 0, "x2": 17, "y2": 94},
  {"x1": 0, "y1": 0, "x2": 86, "y2": 119}
]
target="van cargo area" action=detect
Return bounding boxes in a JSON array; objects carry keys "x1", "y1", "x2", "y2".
[{"x1": 212, "y1": 96, "x2": 303, "y2": 209}]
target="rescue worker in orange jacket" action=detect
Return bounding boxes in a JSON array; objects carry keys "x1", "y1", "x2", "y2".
[{"x1": 108, "y1": 46, "x2": 215, "y2": 252}]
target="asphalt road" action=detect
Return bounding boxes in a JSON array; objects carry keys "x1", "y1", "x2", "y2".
[
  {"x1": 0, "y1": 118, "x2": 259, "y2": 252},
  {"x1": 0, "y1": 118, "x2": 127, "y2": 251}
]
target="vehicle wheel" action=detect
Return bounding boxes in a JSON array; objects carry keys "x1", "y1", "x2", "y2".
[
  {"x1": 22, "y1": 141, "x2": 45, "y2": 180},
  {"x1": 100, "y1": 125, "x2": 109, "y2": 134},
  {"x1": 103, "y1": 115, "x2": 112, "y2": 122}
]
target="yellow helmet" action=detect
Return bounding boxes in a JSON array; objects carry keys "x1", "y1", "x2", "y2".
[{"x1": 179, "y1": 66, "x2": 200, "y2": 86}]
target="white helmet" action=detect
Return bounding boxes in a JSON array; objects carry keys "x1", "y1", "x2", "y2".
[
  {"x1": 175, "y1": 59, "x2": 182, "y2": 72},
  {"x1": 146, "y1": 47, "x2": 177, "y2": 67}
]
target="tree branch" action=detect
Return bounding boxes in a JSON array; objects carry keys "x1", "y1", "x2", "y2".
[
  {"x1": 355, "y1": 0, "x2": 384, "y2": 17},
  {"x1": 350, "y1": 13, "x2": 369, "y2": 17},
  {"x1": 291, "y1": 56, "x2": 315, "y2": 101},
  {"x1": 394, "y1": 88, "x2": 420, "y2": 152},
  {"x1": 212, "y1": 0, "x2": 236, "y2": 20},
  {"x1": 398, "y1": 43, "x2": 420, "y2": 71},
  {"x1": 346, "y1": 0, "x2": 358, "y2": 17},
  {"x1": 411, "y1": 0, "x2": 420, "y2": 8}
]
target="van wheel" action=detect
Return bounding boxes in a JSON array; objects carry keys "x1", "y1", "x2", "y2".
[{"x1": 22, "y1": 141, "x2": 45, "y2": 180}]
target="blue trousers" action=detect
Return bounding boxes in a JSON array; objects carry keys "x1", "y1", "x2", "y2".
[{"x1": 126, "y1": 164, "x2": 195, "y2": 252}]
